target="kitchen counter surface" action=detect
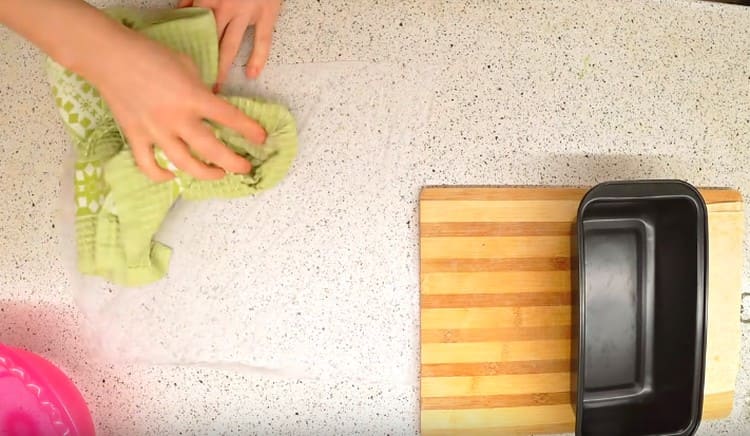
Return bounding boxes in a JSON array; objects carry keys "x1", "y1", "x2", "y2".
[{"x1": 1, "y1": 0, "x2": 749, "y2": 434}]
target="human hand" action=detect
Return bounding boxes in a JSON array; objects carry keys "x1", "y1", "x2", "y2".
[
  {"x1": 178, "y1": 0, "x2": 282, "y2": 87},
  {"x1": 0, "y1": 0, "x2": 267, "y2": 181},
  {"x1": 92, "y1": 31, "x2": 267, "y2": 182}
]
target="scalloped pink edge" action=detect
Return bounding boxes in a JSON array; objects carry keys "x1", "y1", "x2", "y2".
[{"x1": 0, "y1": 346, "x2": 74, "y2": 436}]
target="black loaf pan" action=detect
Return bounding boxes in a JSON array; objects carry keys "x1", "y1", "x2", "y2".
[{"x1": 575, "y1": 180, "x2": 708, "y2": 436}]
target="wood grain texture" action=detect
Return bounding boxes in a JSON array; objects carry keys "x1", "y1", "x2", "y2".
[
  {"x1": 421, "y1": 222, "x2": 574, "y2": 237},
  {"x1": 422, "y1": 359, "x2": 571, "y2": 377},
  {"x1": 421, "y1": 326, "x2": 571, "y2": 344},
  {"x1": 421, "y1": 307, "x2": 572, "y2": 330},
  {"x1": 420, "y1": 186, "x2": 742, "y2": 203},
  {"x1": 421, "y1": 236, "x2": 571, "y2": 259},
  {"x1": 422, "y1": 340, "x2": 571, "y2": 365},
  {"x1": 421, "y1": 201, "x2": 580, "y2": 223},
  {"x1": 421, "y1": 257, "x2": 571, "y2": 273},
  {"x1": 420, "y1": 393, "x2": 733, "y2": 435},
  {"x1": 420, "y1": 187, "x2": 743, "y2": 435},
  {"x1": 422, "y1": 271, "x2": 571, "y2": 294}
]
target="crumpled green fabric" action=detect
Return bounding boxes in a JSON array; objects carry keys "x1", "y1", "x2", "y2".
[{"x1": 46, "y1": 8, "x2": 298, "y2": 286}]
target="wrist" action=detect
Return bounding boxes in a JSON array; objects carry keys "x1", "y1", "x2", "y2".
[{"x1": 59, "y1": 17, "x2": 136, "y2": 86}]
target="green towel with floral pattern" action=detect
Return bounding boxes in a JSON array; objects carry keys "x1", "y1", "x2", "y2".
[{"x1": 46, "y1": 8, "x2": 298, "y2": 286}]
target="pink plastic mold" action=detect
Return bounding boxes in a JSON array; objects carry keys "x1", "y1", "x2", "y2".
[{"x1": 0, "y1": 343, "x2": 95, "y2": 436}]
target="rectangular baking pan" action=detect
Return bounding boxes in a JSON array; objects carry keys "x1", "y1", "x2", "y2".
[{"x1": 575, "y1": 180, "x2": 708, "y2": 436}]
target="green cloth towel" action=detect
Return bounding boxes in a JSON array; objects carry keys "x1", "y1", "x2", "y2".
[{"x1": 46, "y1": 8, "x2": 298, "y2": 286}]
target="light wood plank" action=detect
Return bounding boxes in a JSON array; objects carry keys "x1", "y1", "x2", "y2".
[
  {"x1": 420, "y1": 200, "x2": 580, "y2": 223},
  {"x1": 422, "y1": 292, "x2": 571, "y2": 309},
  {"x1": 420, "y1": 187, "x2": 587, "y2": 201},
  {"x1": 422, "y1": 392, "x2": 570, "y2": 410},
  {"x1": 422, "y1": 307, "x2": 572, "y2": 330},
  {"x1": 421, "y1": 405, "x2": 574, "y2": 430},
  {"x1": 702, "y1": 391, "x2": 735, "y2": 420},
  {"x1": 421, "y1": 271, "x2": 571, "y2": 295},
  {"x1": 421, "y1": 359, "x2": 571, "y2": 377},
  {"x1": 421, "y1": 257, "x2": 571, "y2": 273},
  {"x1": 421, "y1": 222, "x2": 573, "y2": 237},
  {"x1": 707, "y1": 202, "x2": 744, "y2": 213},
  {"x1": 419, "y1": 186, "x2": 741, "y2": 203},
  {"x1": 422, "y1": 373, "x2": 571, "y2": 397},
  {"x1": 704, "y1": 210, "x2": 744, "y2": 396},
  {"x1": 421, "y1": 326, "x2": 571, "y2": 344},
  {"x1": 421, "y1": 392, "x2": 735, "y2": 434},
  {"x1": 423, "y1": 423, "x2": 574, "y2": 436},
  {"x1": 421, "y1": 236, "x2": 571, "y2": 259},
  {"x1": 422, "y1": 340, "x2": 570, "y2": 365}
]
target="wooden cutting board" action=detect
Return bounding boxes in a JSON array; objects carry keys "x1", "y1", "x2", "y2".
[{"x1": 420, "y1": 187, "x2": 743, "y2": 436}]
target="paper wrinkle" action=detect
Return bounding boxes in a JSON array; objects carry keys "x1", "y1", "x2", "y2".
[{"x1": 59, "y1": 62, "x2": 439, "y2": 385}]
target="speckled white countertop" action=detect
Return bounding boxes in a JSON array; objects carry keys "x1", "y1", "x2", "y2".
[{"x1": 2, "y1": 0, "x2": 750, "y2": 434}]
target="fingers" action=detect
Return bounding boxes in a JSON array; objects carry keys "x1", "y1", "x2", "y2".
[
  {"x1": 246, "y1": 12, "x2": 277, "y2": 78},
  {"x1": 128, "y1": 133, "x2": 175, "y2": 182},
  {"x1": 177, "y1": 0, "x2": 193, "y2": 7},
  {"x1": 213, "y1": 9, "x2": 232, "y2": 43},
  {"x1": 157, "y1": 134, "x2": 225, "y2": 180},
  {"x1": 202, "y1": 95, "x2": 267, "y2": 145},
  {"x1": 130, "y1": 123, "x2": 251, "y2": 181},
  {"x1": 217, "y1": 19, "x2": 248, "y2": 87},
  {"x1": 182, "y1": 123, "x2": 252, "y2": 174}
]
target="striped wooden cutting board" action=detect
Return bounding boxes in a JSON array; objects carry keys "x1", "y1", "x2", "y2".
[{"x1": 420, "y1": 187, "x2": 743, "y2": 435}]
